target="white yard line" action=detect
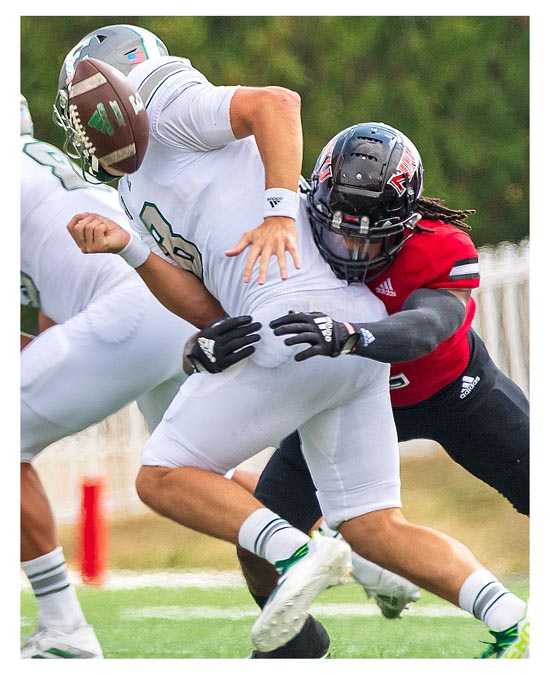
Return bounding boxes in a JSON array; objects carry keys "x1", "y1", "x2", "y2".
[
  {"x1": 122, "y1": 603, "x2": 470, "y2": 620},
  {"x1": 21, "y1": 570, "x2": 471, "y2": 619}
]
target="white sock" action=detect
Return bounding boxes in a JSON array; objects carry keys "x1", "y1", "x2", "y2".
[
  {"x1": 21, "y1": 546, "x2": 87, "y2": 629},
  {"x1": 458, "y1": 568, "x2": 526, "y2": 632},
  {"x1": 238, "y1": 508, "x2": 309, "y2": 565}
]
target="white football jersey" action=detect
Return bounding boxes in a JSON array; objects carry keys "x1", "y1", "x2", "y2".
[
  {"x1": 20, "y1": 135, "x2": 135, "y2": 323},
  {"x1": 120, "y1": 56, "x2": 349, "y2": 317}
]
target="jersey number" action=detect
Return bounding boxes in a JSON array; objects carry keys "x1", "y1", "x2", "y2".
[
  {"x1": 389, "y1": 373, "x2": 410, "y2": 389},
  {"x1": 139, "y1": 202, "x2": 204, "y2": 280}
]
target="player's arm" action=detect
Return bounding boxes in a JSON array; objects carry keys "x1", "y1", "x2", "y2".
[
  {"x1": 224, "y1": 86, "x2": 303, "y2": 284},
  {"x1": 66, "y1": 212, "x2": 225, "y2": 328},
  {"x1": 270, "y1": 288, "x2": 469, "y2": 363}
]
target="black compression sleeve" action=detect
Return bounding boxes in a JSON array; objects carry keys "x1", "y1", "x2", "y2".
[{"x1": 351, "y1": 288, "x2": 467, "y2": 363}]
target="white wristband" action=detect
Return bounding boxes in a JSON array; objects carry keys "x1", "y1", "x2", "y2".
[
  {"x1": 118, "y1": 235, "x2": 150, "y2": 268},
  {"x1": 263, "y1": 187, "x2": 300, "y2": 220}
]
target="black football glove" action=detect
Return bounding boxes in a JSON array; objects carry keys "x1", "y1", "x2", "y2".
[
  {"x1": 270, "y1": 311, "x2": 359, "y2": 362},
  {"x1": 184, "y1": 315, "x2": 262, "y2": 374}
]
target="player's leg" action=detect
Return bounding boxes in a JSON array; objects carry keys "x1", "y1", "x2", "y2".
[
  {"x1": 301, "y1": 377, "x2": 527, "y2": 657},
  {"x1": 393, "y1": 330, "x2": 529, "y2": 515},
  {"x1": 236, "y1": 431, "x2": 330, "y2": 658},
  {"x1": 135, "y1": 354, "x2": 391, "y2": 652},
  {"x1": 237, "y1": 430, "x2": 418, "y2": 657},
  {"x1": 20, "y1": 460, "x2": 103, "y2": 658},
  {"x1": 19, "y1": 287, "x2": 184, "y2": 658},
  {"x1": 442, "y1": 331, "x2": 528, "y2": 514},
  {"x1": 20, "y1": 327, "x2": 107, "y2": 659}
]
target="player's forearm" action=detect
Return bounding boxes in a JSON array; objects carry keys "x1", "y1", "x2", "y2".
[
  {"x1": 135, "y1": 252, "x2": 226, "y2": 329},
  {"x1": 253, "y1": 89, "x2": 303, "y2": 191},
  {"x1": 351, "y1": 289, "x2": 466, "y2": 363}
]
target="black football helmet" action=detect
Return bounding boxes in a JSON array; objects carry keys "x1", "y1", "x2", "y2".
[
  {"x1": 307, "y1": 122, "x2": 424, "y2": 282},
  {"x1": 53, "y1": 24, "x2": 169, "y2": 182}
]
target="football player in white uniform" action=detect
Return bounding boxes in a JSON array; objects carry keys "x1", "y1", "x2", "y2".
[
  {"x1": 20, "y1": 92, "x2": 258, "y2": 659},
  {"x1": 57, "y1": 25, "x2": 527, "y2": 657}
]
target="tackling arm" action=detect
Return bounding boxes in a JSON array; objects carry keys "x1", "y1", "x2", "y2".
[{"x1": 271, "y1": 288, "x2": 469, "y2": 363}]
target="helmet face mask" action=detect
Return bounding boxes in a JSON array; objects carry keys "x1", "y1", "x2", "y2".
[
  {"x1": 53, "y1": 24, "x2": 169, "y2": 182},
  {"x1": 307, "y1": 122, "x2": 423, "y2": 282},
  {"x1": 20, "y1": 94, "x2": 34, "y2": 136}
]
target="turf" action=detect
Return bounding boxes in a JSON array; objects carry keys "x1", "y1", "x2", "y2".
[{"x1": 20, "y1": 577, "x2": 529, "y2": 659}]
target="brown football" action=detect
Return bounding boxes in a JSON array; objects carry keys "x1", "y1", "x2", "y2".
[{"x1": 68, "y1": 57, "x2": 149, "y2": 176}]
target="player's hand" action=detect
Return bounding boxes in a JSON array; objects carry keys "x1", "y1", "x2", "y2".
[
  {"x1": 183, "y1": 315, "x2": 262, "y2": 374},
  {"x1": 270, "y1": 311, "x2": 359, "y2": 361},
  {"x1": 225, "y1": 216, "x2": 301, "y2": 285},
  {"x1": 67, "y1": 212, "x2": 130, "y2": 254}
]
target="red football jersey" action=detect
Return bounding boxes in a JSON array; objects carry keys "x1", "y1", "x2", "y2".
[{"x1": 366, "y1": 220, "x2": 480, "y2": 406}]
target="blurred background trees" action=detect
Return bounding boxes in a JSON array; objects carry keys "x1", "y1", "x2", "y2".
[{"x1": 21, "y1": 15, "x2": 529, "y2": 247}]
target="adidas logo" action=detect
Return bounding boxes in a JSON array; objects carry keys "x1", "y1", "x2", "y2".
[
  {"x1": 198, "y1": 337, "x2": 216, "y2": 363},
  {"x1": 460, "y1": 374, "x2": 480, "y2": 399},
  {"x1": 359, "y1": 327, "x2": 375, "y2": 347},
  {"x1": 88, "y1": 103, "x2": 114, "y2": 136},
  {"x1": 314, "y1": 315, "x2": 333, "y2": 342},
  {"x1": 267, "y1": 196, "x2": 283, "y2": 208},
  {"x1": 375, "y1": 278, "x2": 396, "y2": 297}
]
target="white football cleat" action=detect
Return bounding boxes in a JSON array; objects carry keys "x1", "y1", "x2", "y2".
[
  {"x1": 480, "y1": 607, "x2": 530, "y2": 659},
  {"x1": 21, "y1": 624, "x2": 103, "y2": 659},
  {"x1": 359, "y1": 568, "x2": 421, "y2": 618},
  {"x1": 317, "y1": 521, "x2": 420, "y2": 619},
  {"x1": 251, "y1": 532, "x2": 352, "y2": 652}
]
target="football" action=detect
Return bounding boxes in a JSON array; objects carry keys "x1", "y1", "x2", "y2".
[{"x1": 68, "y1": 57, "x2": 149, "y2": 177}]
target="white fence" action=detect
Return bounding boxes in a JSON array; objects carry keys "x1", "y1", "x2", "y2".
[
  {"x1": 472, "y1": 239, "x2": 529, "y2": 396},
  {"x1": 32, "y1": 239, "x2": 530, "y2": 526}
]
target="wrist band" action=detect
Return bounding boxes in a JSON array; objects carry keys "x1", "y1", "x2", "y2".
[
  {"x1": 263, "y1": 187, "x2": 300, "y2": 220},
  {"x1": 118, "y1": 235, "x2": 150, "y2": 268}
]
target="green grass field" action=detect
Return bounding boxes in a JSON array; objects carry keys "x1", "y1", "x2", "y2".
[
  {"x1": 20, "y1": 451, "x2": 530, "y2": 662},
  {"x1": 20, "y1": 575, "x2": 529, "y2": 659}
]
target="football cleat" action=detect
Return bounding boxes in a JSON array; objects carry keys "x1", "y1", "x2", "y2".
[
  {"x1": 251, "y1": 531, "x2": 352, "y2": 652},
  {"x1": 248, "y1": 614, "x2": 330, "y2": 658},
  {"x1": 479, "y1": 612, "x2": 530, "y2": 659},
  {"x1": 21, "y1": 624, "x2": 103, "y2": 659},
  {"x1": 360, "y1": 569, "x2": 421, "y2": 619},
  {"x1": 316, "y1": 520, "x2": 420, "y2": 619}
]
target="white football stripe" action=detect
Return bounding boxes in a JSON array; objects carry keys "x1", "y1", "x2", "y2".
[
  {"x1": 101, "y1": 144, "x2": 136, "y2": 166},
  {"x1": 70, "y1": 73, "x2": 107, "y2": 97}
]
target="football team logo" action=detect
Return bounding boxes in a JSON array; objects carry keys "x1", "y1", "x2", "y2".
[
  {"x1": 317, "y1": 135, "x2": 338, "y2": 183},
  {"x1": 388, "y1": 146, "x2": 419, "y2": 196}
]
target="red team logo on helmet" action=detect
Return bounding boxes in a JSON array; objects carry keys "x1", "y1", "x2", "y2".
[
  {"x1": 317, "y1": 136, "x2": 338, "y2": 183},
  {"x1": 388, "y1": 146, "x2": 419, "y2": 196}
]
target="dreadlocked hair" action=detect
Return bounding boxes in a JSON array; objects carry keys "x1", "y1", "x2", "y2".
[{"x1": 417, "y1": 196, "x2": 475, "y2": 232}]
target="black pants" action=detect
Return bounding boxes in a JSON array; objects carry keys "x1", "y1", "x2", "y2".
[{"x1": 255, "y1": 330, "x2": 529, "y2": 532}]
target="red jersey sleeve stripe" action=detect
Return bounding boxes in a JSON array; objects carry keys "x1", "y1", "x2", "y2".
[{"x1": 449, "y1": 256, "x2": 479, "y2": 281}]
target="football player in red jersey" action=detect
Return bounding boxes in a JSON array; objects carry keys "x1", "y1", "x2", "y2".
[{"x1": 238, "y1": 123, "x2": 529, "y2": 658}]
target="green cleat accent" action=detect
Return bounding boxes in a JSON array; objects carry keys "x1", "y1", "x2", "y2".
[
  {"x1": 252, "y1": 532, "x2": 352, "y2": 653},
  {"x1": 32, "y1": 648, "x2": 79, "y2": 658},
  {"x1": 274, "y1": 543, "x2": 310, "y2": 576},
  {"x1": 479, "y1": 614, "x2": 530, "y2": 659}
]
